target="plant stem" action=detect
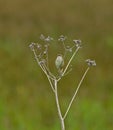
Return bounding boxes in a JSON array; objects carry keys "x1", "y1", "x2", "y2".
[
  {"x1": 63, "y1": 67, "x2": 90, "y2": 119},
  {"x1": 33, "y1": 49, "x2": 55, "y2": 92},
  {"x1": 54, "y1": 80, "x2": 65, "y2": 130},
  {"x1": 46, "y1": 73, "x2": 55, "y2": 92},
  {"x1": 62, "y1": 47, "x2": 79, "y2": 76}
]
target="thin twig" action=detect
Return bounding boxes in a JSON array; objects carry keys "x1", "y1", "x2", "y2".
[
  {"x1": 62, "y1": 47, "x2": 79, "y2": 76},
  {"x1": 43, "y1": 62, "x2": 56, "y2": 80},
  {"x1": 63, "y1": 67, "x2": 90, "y2": 119},
  {"x1": 42, "y1": 64, "x2": 55, "y2": 92},
  {"x1": 63, "y1": 68, "x2": 72, "y2": 77},
  {"x1": 33, "y1": 49, "x2": 55, "y2": 92},
  {"x1": 62, "y1": 41, "x2": 67, "y2": 59},
  {"x1": 33, "y1": 49, "x2": 46, "y2": 73},
  {"x1": 54, "y1": 80, "x2": 65, "y2": 130}
]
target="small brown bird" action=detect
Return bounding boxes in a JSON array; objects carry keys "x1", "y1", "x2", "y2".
[{"x1": 55, "y1": 54, "x2": 64, "y2": 74}]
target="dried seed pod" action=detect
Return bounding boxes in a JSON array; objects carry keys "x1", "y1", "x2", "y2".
[
  {"x1": 29, "y1": 42, "x2": 36, "y2": 51},
  {"x1": 40, "y1": 34, "x2": 45, "y2": 40},
  {"x1": 37, "y1": 43, "x2": 42, "y2": 50},
  {"x1": 73, "y1": 39, "x2": 82, "y2": 48},
  {"x1": 85, "y1": 59, "x2": 96, "y2": 66},
  {"x1": 45, "y1": 36, "x2": 53, "y2": 42},
  {"x1": 58, "y1": 35, "x2": 67, "y2": 42}
]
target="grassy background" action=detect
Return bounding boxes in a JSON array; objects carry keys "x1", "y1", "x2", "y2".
[{"x1": 0, "y1": 0, "x2": 113, "y2": 129}]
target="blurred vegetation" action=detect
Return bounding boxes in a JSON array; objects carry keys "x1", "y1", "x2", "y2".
[{"x1": 0, "y1": 0, "x2": 113, "y2": 129}]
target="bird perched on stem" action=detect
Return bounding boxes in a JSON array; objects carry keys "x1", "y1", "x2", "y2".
[{"x1": 55, "y1": 54, "x2": 64, "y2": 75}]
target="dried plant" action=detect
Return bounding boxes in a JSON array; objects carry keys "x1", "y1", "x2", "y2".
[{"x1": 29, "y1": 34, "x2": 96, "y2": 130}]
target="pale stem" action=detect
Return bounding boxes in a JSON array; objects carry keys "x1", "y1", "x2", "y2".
[
  {"x1": 41, "y1": 64, "x2": 55, "y2": 92},
  {"x1": 63, "y1": 67, "x2": 90, "y2": 119},
  {"x1": 43, "y1": 63, "x2": 56, "y2": 80},
  {"x1": 33, "y1": 49, "x2": 55, "y2": 92},
  {"x1": 62, "y1": 41, "x2": 67, "y2": 59},
  {"x1": 46, "y1": 48, "x2": 49, "y2": 68},
  {"x1": 54, "y1": 80, "x2": 65, "y2": 130},
  {"x1": 33, "y1": 49, "x2": 46, "y2": 73},
  {"x1": 62, "y1": 47, "x2": 79, "y2": 76}
]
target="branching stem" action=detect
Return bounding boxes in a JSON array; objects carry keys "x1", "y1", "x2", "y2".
[
  {"x1": 63, "y1": 67, "x2": 90, "y2": 119},
  {"x1": 62, "y1": 47, "x2": 79, "y2": 76},
  {"x1": 33, "y1": 49, "x2": 55, "y2": 92},
  {"x1": 30, "y1": 40, "x2": 94, "y2": 130}
]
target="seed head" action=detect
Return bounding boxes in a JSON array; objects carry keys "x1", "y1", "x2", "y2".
[
  {"x1": 45, "y1": 36, "x2": 53, "y2": 42},
  {"x1": 40, "y1": 34, "x2": 45, "y2": 40},
  {"x1": 85, "y1": 59, "x2": 96, "y2": 66},
  {"x1": 73, "y1": 39, "x2": 82, "y2": 48},
  {"x1": 29, "y1": 42, "x2": 36, "y2": 51},
  {"x1": 58, "y1": 35, "x2": 67, "y2": 42},
  {"x1": 37, "y1": 43, "x2": 42, "y2": 50}
]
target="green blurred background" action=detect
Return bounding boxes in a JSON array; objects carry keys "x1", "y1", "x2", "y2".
[{"x1": 0, "y1": 0, "x2": 113, "y2": 130}]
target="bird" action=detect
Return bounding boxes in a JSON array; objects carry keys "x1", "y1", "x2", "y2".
[{"x1": 55, "y1": 54, "x2": 64, "y2": 74}]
